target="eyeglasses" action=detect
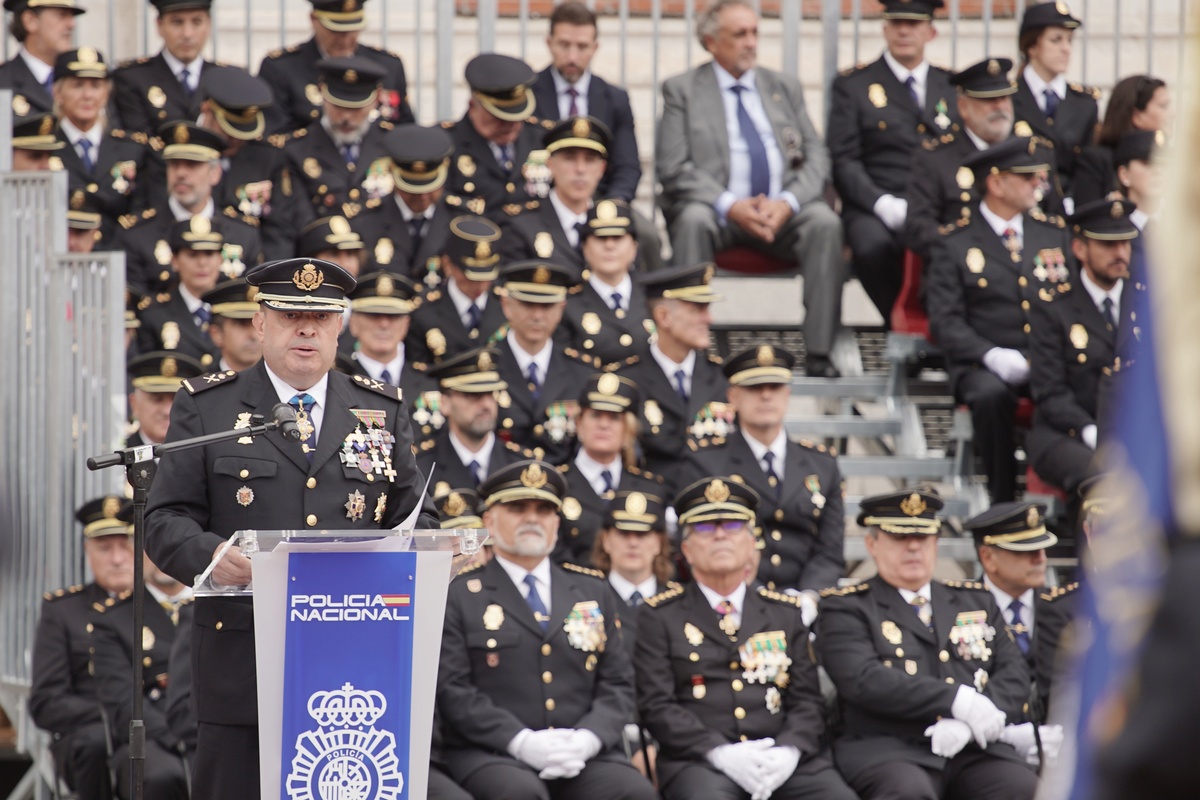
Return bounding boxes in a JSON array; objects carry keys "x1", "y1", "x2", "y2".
[{"x1": 687, "y1": 520, "x2": 750, "y2": 538}]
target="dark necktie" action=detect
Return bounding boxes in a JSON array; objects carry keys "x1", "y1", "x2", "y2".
[
  {"x1": 909, "y1": 595, "x2": 933, "y2": 630},
  {"x1": 673, "y1": 369, "x2": 689, "y2": 403},
  {"x1": 289, "y1": 393, "x2": 317, "y2": 463},
  {"x1": 409, "y1": 216, "x2": 426, "y2": 252},
  {"x1": 526, "y1": 362, "x2": 541, "y2": 401},
  {"x1": 600, "y1": 468, "x2": 615, "y2": 498},
  {"x1": 905, "y1": 75, "x2": 920, "y2": 108},
  {"x1": 627, "y1": 590, "x2": 643, "y2": 608},
  {"x1": 610, "y1": 291, "x2": 623, "y2": 313},
  {"x1": 524, "y1": 574, "x2": 550, "y2": 631},
  {"x1": 466, "y1": 459, "x2": 482, "y2": 487},
  {"x1": 1101, "y1": 296, "x2": 1116, "y2": 330},
  {"x1": 566, "y1": 86, "x2": 579, "y2": 117},
  {"x1": 179, "y1": 67, "x2": 193, "y2": 98},
  {"x1": 763, "y1": 451, "x2": 781, "y2": 498},
  {"x1": 193, "y1": 305, "x2": 211, "y2": 327},
  {"x1": 1043, "y1": 88, "x2": 1059, "y2": 118},
  {"x1": 1009, "y1": 598, "x2": 1030, "y2": 655},
  {"x1": 77, "y1": 139, "x2": 94, "y2": 173},
  {"x1": 465, "y1": 302, "x2": 483, "y2": 333},
  {"x1": 379, "y1": 368, "x2": 393, "y2": 385},
  {"x1": 42, "y1": 71, "x2": 54, "y2": 95},
  {"x1": 498, "y1": 144, "x2": 514, "y2": 173},
  {"x1": 341, "y1": 143, "x2": 357, "y2": 165},
  {"x1": 730, "y1": 84, "x2": 770, "y2": 198}
]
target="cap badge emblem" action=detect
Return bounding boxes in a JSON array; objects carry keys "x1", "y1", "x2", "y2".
[
  {"x1": 597, "y1": 373, "x2": 620, "y2": 395},
  {"x1": 756, "y1": 345, "x2": 774, "y2": 366},
  {"x1": 174, "y1": 125, "x2": 189, "y2": 144},
  {"x1": 1027, "y1": 507, "x2": 1039, "y2": 527},
  {"x1": 597, "y1": 199, "x2": 617, "y2": 220},
  {"x1": 987, "y1": 59, "x2": 1000, "y2": 75},
  {"x1": 344, "y1": 69, "x2": 358, "y2": 84},
  {"x1": 377, "y1": 274, "x2": 394, "y2": 296},
  {"x1": 477, "y1": 351, "x2": 493, "y2": 371},
  {"x1": 703, "y1": 264, "x2": 715, "y2": 284},
  {"x1": 161, "y1": 358, "x2": 178, "y2": 378},
  {"x1": 293, "y1": 263, "x2": 325, "y2": 292},
  {"x1": 1111, "y1": 201, "x2": 1123, "y2": 218},
  {"x1": 705, "y1": 479, "x2": 731, "y2": 504},
  {"x1": 626, "y1": 491, "x2": 647, "y2": 516},
  {"x1": 329, "y1": 215, "x2": 351, "y2": 235},
  {"x1": 103, "y1": 497, "x2": 120, "y2": 519},
  {"x1": 445, "y1": 492, "x2": 466, "y2": 517},
  {"x1": 78, "y1": 46, "x2": 98, "y2": 64},
  {"x1": 476, "y1": 240, "x2": 491, "y2": 258},
  {"x1": 521, "y1": 463, "x2": 548, "y2": 489},
  {"x1": 191, "y1": 216, "x2": 211, "y2": 235},
  {"x1": 572, "y1": 117, "x2": 590, "y2": 138},
  {"x1": 900, "y1": 493, "x2": 927, "y2": 517},
  {"x1": 533, "y1": 266, "x2": 551, "y2": 284}
]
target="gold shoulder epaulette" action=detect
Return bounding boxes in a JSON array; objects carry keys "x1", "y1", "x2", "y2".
[
  {"x1": 454, "y1": 561, "x2": 484, "y2": 578},
  {"x1": 757, "y1": 586, "x2": 803, "y2": 607},
  {"x1": 291, "y1": 127, "x2": 308, "y2": 139},
  {"x1": 119, "y1": 213, "x2": 138, "y2": 229},
  {"x1": 707, "y1": 354, "x2": 723, "y2": 366},
  {"x1": 44, "y1": 584, "x2": 85, "y2": 601},
  {"x1": 142, "y1": 208, "x2": 157, "y2": 219},
  {"x1": 820, "y1": 582, "x2": 870, "y2": 598},
  {"x1": 937, "y1": 221, "x2": 957, "y2": 235},
  {"x1": 110, "y1": 128, "x2": 126, "y2": 139},
  {"x1": 556, "y1": 463, "x2": 570, "y2": 473},
  {"x1": 561, "y1": 562, "x2": 605, "y2": 580},
  {"x1": 1051, "y1": 214, "x2": 1065, "y2": 229},
  {"x1": 1030, "y1": 208, "x2": 1047, "y2": 222},
  {"x1": 1040, "y1": 582, "x2": 1080, "y2": 602},
  {"x1": 380, "y1": 121, "x2": 394, "y2": 131},
  {"x1": 645, "y1": 583, "x2": 684, "y2": 607},
  {"x1": 540, "y1": 118, "x2": 554, "y2": 130},
  {"x1": 183, "y1": 370, "x2": 237, "y2": 395},
  {"x1": 942, "y1": 579, "x2": 986, "y2": 591},
  {"x1": 419, "y1": 439, "x2": 436, "y2": 451},
  {"x1": 351, "y1": 373, "x2": 403, "y2": 402},
  {"x1": 425, "y1": 289, "x2": 443, "y2": 302},
  {"x1": 268, "y1": 133, "x2": 289, "y2": 149}
]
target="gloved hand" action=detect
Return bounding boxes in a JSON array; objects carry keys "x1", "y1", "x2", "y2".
[
  {"x1": 1082, "y1": 424, "x2": 1098, "y2": 450},
  {"x1": 751, "y1": 745, "x2": 802, "y2": 800},
  {"x1": 873, "y1": 194, "x2": 909, "y2": 231},
  {"x1": 795, "y1": 590, "x2": 819, "y2": 628},
  {"x1": 924, "y1": 718, "x2": 973, "y2": 758},
  {"x1": 507, "y1": 728, "x2": 575, "y2": 772},
  {"x1": 1000, "y1": 722, "x2": 1064, "y2": 766},
  {"x1": 951, "y1": 685, "x2": 1006, "y2": 748},
  {"x1": 536, "y1": 729, "x2": 603, "y2": 780},
  {"x1": 982, "y1": 347, "x2": 1031, "y2": 385},
  {"x1": 708, "y1": 738, "x2": 775, "y2": 797}
]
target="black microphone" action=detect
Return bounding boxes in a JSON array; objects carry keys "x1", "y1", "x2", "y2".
[{"x1": 272, "y1": 403, "x2": 301, "y2": 441}]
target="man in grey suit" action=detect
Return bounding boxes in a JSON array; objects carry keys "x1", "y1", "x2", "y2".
[{"x1": 656, "y1": 0, "x2": 845, "y2": 377}]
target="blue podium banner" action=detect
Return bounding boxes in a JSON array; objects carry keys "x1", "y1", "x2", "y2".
[{"x1": 280, "y1": 550, "x2": 417, "y2": 800}]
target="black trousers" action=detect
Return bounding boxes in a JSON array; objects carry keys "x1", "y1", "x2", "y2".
[
  {"x1": 429, "y1": 764, "x2": 472, "y2": 800},
  {"x1": 663, "y1": 762, "x2": 859, "y2": 800},
  {"x1": 844, "y1": 208, "x2": 904, "y2": 326},
  {"x1": 112, "y1": 740, "x2": 189, "y2": 800},
  {"x1": 850, "y1": 753, "x2": 1038, "y2": 800},
  {"x1": 192, "y1": 722, "x2": 258, "y2": 800},
  {"x1": 51, "y1": 722, "x2": 113, "y2": 800},
  {"x1": 458, "y1": 758, "x2": 658, "y2": 800},
  {"x1": 958, "y1": 369, "x2": 1025, "y2": 502}
]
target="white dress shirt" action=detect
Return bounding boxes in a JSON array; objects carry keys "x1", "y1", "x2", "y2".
[
  {"x1": 883, "y1": 51, "x2": 931, "y2": 109},
  {"x1": 549, "y1": 190, "x2": 590, "y2": 249},
  {"x1": 1022, "y1": 65, "x2": 1067, "y2": 115},
  {"x1": 447, "y1": 279, "x2": 488, "y2": 329},
  {"x1": 18, "y1": 47, "x2": 53, "y2": 85},
  {"x1": 394, "y1": 194, "x2": 435, "y2": 224},
  {"x1": 897, "y1": 583, "x2": 933, "y2": 608},
  {"x1": 60, "y1": 118, "x2": 103, "y2": 160},
  {"x1": 589, "y1": 274, "x2": 633, "y2": 312},
  {"x1": 178, "y1": 284, "x2": 206, "y2": 318},
  {"x1": 168, "y1": 195, "x2": 215, "y2": 222},
  {"x1": 354, "y1": 346, "x2": 406, "y2": 383},
  {"x1": 1080, "y1": 270, "x2": 1123, "y2": 322},
  {"x1": 574, "y1": 449, "x2": 623, "y2": 496},
  {"x1": 608, "y1": 571, "x2": 657, "y2": 606},
  {"x1": 507, "y1": 332, "x2": 553, "y2": 386},
  {"x1": 551, "y1": 68, "x2": 592, "y2": 118},
  {"x1": 980, "y1": 200, "x2": 1025, "y2": 244},
  {"x1": 265, "y1": 365, "x2": 329, "y2": 441},
  {"x1": 697, "y1": 580, "x2": 748, "y2": 628},
  {"x1": 449, "y1": 430, "x2": 496, "y2": 473},
  {"x1": 650, "y1": 343, "x2": 696, "y2": 398},
  {"x1": 742, "y1": 428, "x2": 788, "y2": 482},
  {"x1": 161, "y1": 49, "x2": 204, "y2": 94},
  {"x1": 496, "y1": 554, "x2": 553, "y2": 613}
]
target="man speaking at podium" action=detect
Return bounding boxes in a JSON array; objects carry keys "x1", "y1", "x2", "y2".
[{"x1": 146, "y1": 257, "x2": 438, "y2": 800}]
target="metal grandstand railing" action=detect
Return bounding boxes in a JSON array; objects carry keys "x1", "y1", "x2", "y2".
[{"x1": 0, "y1": 91, "x2": 127, "y2": 784}]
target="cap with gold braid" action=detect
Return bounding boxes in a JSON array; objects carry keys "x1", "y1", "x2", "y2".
[
  {"x1": 427, "y1": 347, "x2": 507, "y2": 393},
  {"x1": 297, "y1": 215, "x2": 364, "y2": 258},
  {"x1": 497, "y1": 260, "x2": 575, "y2": 304},
  {"x1": 950, "y1": 58, "x2": 1017, "y2": 99},
  {"x1": 603, "y1": 490, "x2": 666, "y2": 533},
  {"x1": 578, "y1": 372, "x2": 638, "y2": 414},
  {"x1": 879, "y1": 0, "x2": 944, "y2": 21},
  {"x1": 674, "y1": 476, "x2": 759, "y2": 528},
  {"x1": 245, "y1": 257, "x2": 357, "y2": 313},
  {"x1": 383, "y1": 124, "x2": 454, "y2": 194},
  {"x1": 1078, "y1": 474, "x2": 1107, "y2": 517},
  {"x1": 1068, "y1": 198, "x2": 1140, "y2": 242},
  {"x1": 125, "y1": 289, "x2": 145, "y2": 330},
  {"x1": 317, "y1": 57, "x2": 386, "y2": 109},
  {"x1": 639, "y1": 262, "x2": 723, "y2": 304},
  {"x1": 724, "y1": 344, "x2": 795, "y2": 387},
  {"x1": 544, "y1": 115, "x2": 611, "y2": 158},
  {"x1": 582, "y1": 198, "x2": 635, "y2": 240},
  {"x1": 963, "y1": 136, "x2": 1050, "y2": 187},
  {"x1": 201, "y1": 279, "x2": 260, "y2": 320},
  {"x1": 348, "y1": 271, "x2": 419, "y2": 316},
  {"x1": 127, "y1": 351, "x2": 205, "y2": 394},
  {"x1": 75, "y1": 495, "x2": 131, "y2": 539},
  {"x1": 3, "y1": 0, "x2": 86, "y2": 15},
  {"x1": 12, "y1": 113, "x2": 64, "y2": 151},
  {"x1": 309, "y1": 0, "x2": 367, "y2": 32},
  {"x1": 200, "y1": 66, "x2": 273, "y2": 141},
  {"x1": 479, "y1": 460, "x2": 567, "y2": 509},
  {"x1": 53, "y1": 47, "x2": 108, "y2": 81},
  {"x1": 169, "y1": 216, "x2": 224, "y2": 253},
  {"x1": 1020, "y1": 1, "x2": 1081, "y2": 35},
  {"x1": 464, "y1": 53, "x2": 536, "y2": 122},
  {"x1": 158, "y1": 121, "x2": 223, "y2": 162},
  {"x1": 856, "y1": 487, "x2": 944, "y2": 535},
  {"x1": 434, "y1": 486, "x2": 486, "y2": 529},
  {"x1": 444, "y1": 215, "x2": 502, "y2": 280},
  {"x1": 965, "y1": 501, "x2": 1058, "y2": 551},
  {"x1": 67, "y1": 189, "x2": 103, "y2": 231}
]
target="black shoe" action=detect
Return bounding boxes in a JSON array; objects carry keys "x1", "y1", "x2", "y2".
[{"x1": 805, "y1": 354, "x2": 840, "y2": 378}]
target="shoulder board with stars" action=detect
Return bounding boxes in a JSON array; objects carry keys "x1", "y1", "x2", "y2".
[
  {"x1": 454, "y1": 561, "x2": 485, "y2": 578},
  {"x1": 942, "y1": 579, "x2": 988, "y2": 592},
  {"x1": 183, "y1": 370, "x2": 237, "y2": 394},
  {"x1": 561, "y1": 347, "x2": 593, "y2": 366},
  {"x1": 1040, "y1": 582, "x2": 1080, "y2": 603},
  {"x1": 797, "y1": 438, "x2": 836, "y2": 457},
  {"x1": 1068, "y1": 82, "x2": 1102, "y2": 100},
  {"x1": 43, "y1": 584, "x2": 85, "y2": 602},
  {"x1": 141, "y1": 208, "x2": 157, "y2": 220},
  {"x1": 110, "y1": 128, "x2": 127, "y2": 139},
  {"x1": 820, "y1": 582, "x2": 870, "y2": 598},
  {"x1": 561, "y1": 562, "x2": 605, "y2": 580},
  {"x1": 351, "y1": 373, "x2": 403, "y2": 401},
  {"x1": 644, "y1": 583, "x2": 684, "y2": 608},
  {"x1": 380, "y1": 121, "x2": 395, "y2": 131},
  {"x1": 757, "y1": 586, "x2": 803, "y2": 607},
  {"x1": 627, "y1": 466, "x2": 663, "y2": 484},
  {"x1": 267, "y1": 133, "x2": 290, "y2": 149},
  {"x1": 838, "y1": 62, "x2": 868, "y2": 77},
  {"x1": 119, "y1": 213, "x2": 139, "y2": 230},
  {"x1": 707, "y1": 354, "x2": 724, "y2": 366}
]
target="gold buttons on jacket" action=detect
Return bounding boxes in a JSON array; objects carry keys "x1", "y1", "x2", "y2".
[
  {"x1": 306, "y1": 514, "x2": 317, "y2": 526},
  {"x1": 307, "y1": 477, "x2": 317, "y2": 489},
  {"x1": 542, "y1": 644, "x2": 552, "y2": 656},
  {"x1": 240, "y1": 469, "x2": 249, "y2": 478},
  {"x1": 731, "y1": 680, "x2": 744, "y2": 692},
  {"x1": 545, "y1": 699, "x2": 556, "y2": 711},
  {"x1": 940, "y1": 650, "x2": 950, "y2": 662},
  {"x1": 542, "y1": 672, "x2": 553, "y2": 684},
  {"x1": 734, "y1": 707, "x2": 746, "y2": 719},
  {"x1": 215, "y1": 621, "x2": 223, "y2": 631},
  {"x1": 487, "y1": 638, "x2": 497, "y2": 648}
]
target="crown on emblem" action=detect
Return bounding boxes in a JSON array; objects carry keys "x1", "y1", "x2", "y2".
[{"x1": 308, "y1": 682, "x2": 387, "y2": 727}]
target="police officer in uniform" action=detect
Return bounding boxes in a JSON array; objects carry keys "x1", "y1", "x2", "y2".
[
  {"x1": 816, "y1": 488, "x2": 1037, "y2": 799},
  {"x1": 1011, "y1": 2, "x2": 1098, "y2": 196},
  {"x1": 635, "y1": 477, "x2": 858, "y2": 800},
  {"x1": 113, "y1": 121, "x2": 264, "y2": 295},
  {"x1": 926, "y1": 137, "x2": 1071, "y2": 502},
  {"x1": 11, "y1": 111, "x2": 64, "y2": 171},
  {"x1": 0, "y1": 0, "x2": 84, "y2": 117},
  {"x1": 437, "y1": 460, "x2": 658, "y2": 800},
  {"x1": 558, "y1": 198, "x2": 651, "y2": 367},
  {"x1": 283, "y1": 57, "x2": 395, "y2": 228},
  {"x1": 201, "y1": 278, "x2": 263, "y2": 373},
  {"x1": 679, "y1": 346, "x2": 844, "y2": 622},
  {"x1": 342, "y1": 270, "x2": 433, "y2": 399},
  {"x1": 828, "y1": 0, "x2": 958, "y2": 322},
  {"x1": 616, "y1": 263, "x2": 728, "y2": 495},
  {"x1": 257, "y1": 0, "x2": 414, "y2": 136},
  {"x1": 296, "y1": 214, "x2": 366, "y2": 280},
  {"x1": 499, "y1": 115, "x2": 612, "y2": 274},
  {"x1": 145, "y1": 257, "x2": 438, "y2": 800},
  {"x1": 1028, "y1": 198, "x2": 1135, "y2": 512},
  {"x1": 29, "y1": 496, "x2": 131, "y2": 800},
  {"x1": 442, "y1": 53, "x2": 554, "y2": 222},
  {"x1": 66, "y1": 190, "x2": 105, "y2": 254},
  {"x1": 553, "y1": 373, "x2": 663, "y2": 566},
  {"x1": 415, "y1": 347, "x2": 533, "y2": 488},
  {"x1": 406, "y1": 215, "x2": 507, "y2": 365},
  {"x1": 199, "y1": 65, "x2": 299, "y2": 261},
  {"x1": 350, "y1": 124, "x2": 457, "y2": 278},
  {"x1": 136, "y1": 217, "x2": 226, "y2": 368},
  {"x1": 52, "y1": 47, "x2": 162, "y2": 249},
  {"x1": 494, "y1": 261, "x2": 594, "y2": 465},
  {"x1": 111, "y1": 0, "x2": 215, "y2": 133},
  {"x1": 126, "y1": 351, "x2": 207, "y2": 450},
  {"x1": 964, "y1": 502, "x2": 1076, "y2": 724}
]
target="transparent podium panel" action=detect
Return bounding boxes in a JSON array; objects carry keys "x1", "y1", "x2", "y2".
[{"x1": 193, "y1": 528, "x2": 487, "y2": 596}]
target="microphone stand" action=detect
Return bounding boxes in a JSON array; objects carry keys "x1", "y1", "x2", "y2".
[{"x1": 87, "y1": 413, "x2": 293, "y2": 800}]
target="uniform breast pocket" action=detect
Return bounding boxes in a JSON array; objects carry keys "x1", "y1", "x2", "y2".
[
  {"x1": 467, "y1": 631, "x2": 521, "y2": 672},
  {"x1": 213, "y1": 456, "x2": 279, "y2": 481}
]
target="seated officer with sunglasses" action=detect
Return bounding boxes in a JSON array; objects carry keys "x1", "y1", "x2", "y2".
[
  {"x1": 635, "y1": 476, "x2": 857, "y2": 800},
  {"x1": 815, "y1": 489, "x2": 1036, "y2": 800}
]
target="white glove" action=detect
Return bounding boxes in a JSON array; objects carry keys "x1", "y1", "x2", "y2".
[
  {"x1": 797, "y1": 591, "x2": 819, "y2": 628},
  {"x1": 924, "y1": 718, "x2": 973, "y2": 758},
  {"x1": 1000, "y1": 722, "x2": 1064, "y2": 766},
  {"x1": 536, "y1": 728, "x2": 602, "y2": 780},
  {"x1": 507, "y1": 728, "x2": 575, "y2": 772},
  {"x1": 873, "y1": 194, "x2": 909, "y2": 231},
  {"x1": 708, "y1": 739, "x2": 775, "y2": 796},
  {"x1": 751, "y1": 746, "x2": 802, "y2": 800},
  {"x1": 1081, "y1": 424, "x2": 1098, "y2": 450},
  {"x1": 951, "y1": 685, "x2": 1006, "y2": 748},
  {"x1": 982, "y1": 347, "x2": 1031, "y2": 385}
]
